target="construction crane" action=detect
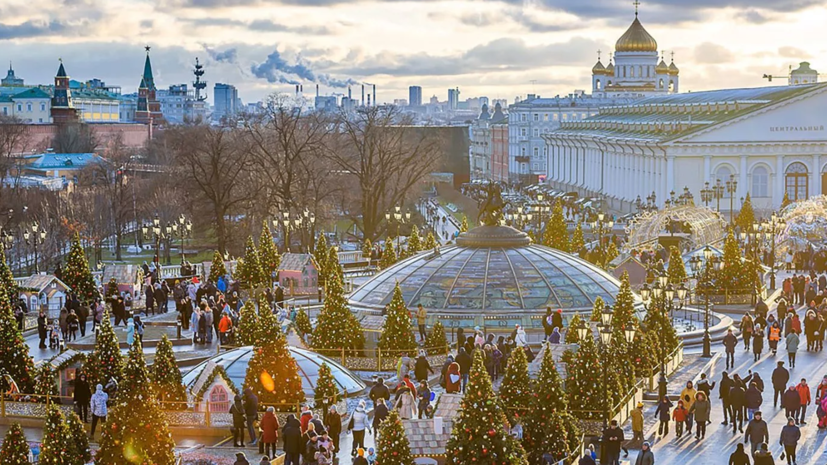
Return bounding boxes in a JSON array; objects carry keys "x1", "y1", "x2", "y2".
[{"x1": 763, "y1": 65, "x2": 792, "y2": 83}]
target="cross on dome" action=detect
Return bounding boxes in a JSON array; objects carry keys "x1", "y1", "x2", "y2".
[{"x1": 633, "y1": 0, "x2": 641, "y2": 16}]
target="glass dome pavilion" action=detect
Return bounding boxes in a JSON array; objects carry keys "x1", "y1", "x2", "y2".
[
  {"x1": 182, "y1": 346, "x2": 367, "y2": 398},
  {"x1": 349, "y1": 225, "x2": 637, "y2": 319}
]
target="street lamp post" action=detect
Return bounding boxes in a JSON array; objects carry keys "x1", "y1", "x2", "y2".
[
  {"x1": 639, "y1": 275, "x2": 684, "y2": 399},
  {"x1": 713, "y1": 179, "x2": 725, "y2": 213},
  {"x1": 590, "y1": 211, "x2": 614, "y2": 265},
  {"x1": 700, "y1": 182, "x2": 713, "y2": 208},
  {"x1": 726, "y1": 174, "x2": 738, "y2": 224},
  {"x1": 23, "y1": 222, "x2": 46, "y2": 274},
  {"x1": 690, "y1": 247, "x2": 722, "y2": 357},
  {"x1": 759, "y1": 214, "x2": 786, "y2": 290},
  {"x1": 142, "y1": 214, "x2": 163, "y2": 265},
  {"x1": 385, "y1": 206, "x2": 411, "y2": 254}
]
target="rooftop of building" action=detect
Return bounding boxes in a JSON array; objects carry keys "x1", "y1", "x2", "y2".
[
  {"x1": 21, "y1": 152, "x2": 102, "y2": 171},
  {"x1": 509, "y1": 93, "x2": 640, "y2": 110}
]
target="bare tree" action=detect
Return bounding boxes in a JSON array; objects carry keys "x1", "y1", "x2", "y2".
[
  {"x1": 0, "y1": 115, "x2": 31, "y2": 199},
  {"x1": 167, "y1": 125, "x2": 259, "y2": 254},
  {"x1": 52, "y1": 123, "x2": 98, "y2": 153},
  {"x1": 326, "y1": 106, "x2": 443, "y2": 241}
]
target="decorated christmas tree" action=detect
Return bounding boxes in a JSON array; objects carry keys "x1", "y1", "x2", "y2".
[
  {"x1": 737, "y1": 193, "x2": 756, "y2": 231},
  {"x1": 243, "y1": 332, "x2": 304, "y2": 407},
  {"x1": 34, "y1": 362, "x2": 58, "y2": 399},
  {"x1": 379, "y1": 239, "x2": 398, "y2": 270},
  {"x1": 151, "y1": 335, "x2": 187, "y2": 407},
  {"x1": 311, "y1": 272, "x2": 364, "y2": 354},
  {"x1": 446, "y1": 351, "x2": 528, "y2": 465},
  {"x1": 716, "y1": 229, "x2": 746, "y2": 290},
  {"x1": 543, "y1": 202, "x2": 570, "y2": 252},
  {"x1": 84, "y1": 307, "x2": 122, "y2": 388},
  {"x1": 256, "y1": 296, "x2": 282, "y2": 345},
  {"x1": 564, "y1": 313, "x2": 585, "y2": 344},
  {"x1": 666, "y1": 246, "x2": 687, "y2": 285},
  {"x1": 423, "y1": 231, "x2": 438, "y2": 250},
  {"x1": 642, "y1": 301, "x2": 680, "y2": 365},
  {"x1": 498, "y1": 345, "x2": 532, "y2": 423},
  {"x1": 407, "y1": 225, "x2": 423, "y2": 254},
  {"x1": 63, "y1": 232, "x2": 98, "y2": 302},
  {"x1": 258, "y1": 223, "x2": 281, "y2": 285},
  {"x1": 0, "y1": 423, "x2": 30, "y2": 465},
  {"x1": 236, "y1": 235, "x2": 266, "y2": 289},
  {"x1": 378, "y1": 284, "x2": 418, "y2": 354},
  {"x1": 314, "y1": 362, "x2": 338, "y2": 423},
  {"x1": 604, "y1": 241, "x2": 619, "y2": 267},
  {"x1": 0, "y1": 245, "x2": 17, "y2": 303},
  {"x1": 209, "y1": 250, "x2": 228, "y2": 283},
  {"x1": 524, "y1": 345, "x2": 581, "y2": 461},
  {"x1": 105, "y1": 278, "x2": 119, "y2": 299},
  {"x1": 236, "y1": 300, "x2": 261, "y2": 345},
  {"x1": 40, "y1": 404, "x2": 71, "y2": 465},
  {"x1": 425, "y1": 319, "x2": 448, "y2": 355},
  {"x1": 0, "y1": 286, "x2": 34, "y2": 392},
  {"x1": 361, "y1": 238, "x2": 373, "y2": 260},
  {"x1": 612, "y1": 271, "x2": 636, "y2": 330},
  {"x1": 460, "y1": 215, "x2": 469, "y2": 233},
  {"x1": 564, "y1": 333, "x2": 607, "y2": 419},
  {"x1": 65, "y1": 411, "x2": 91, "y2": 465},
  {"x1": 571, "y1": 222, "x2": 585, "y2": 255},
  {"x1": 314, "y1": 233, "x2": 330, "y2": 286},
  {"x1": 327, "y1": 246, "x2": 343, "y2": 282},
  {"x1": 375, "y1": 409, "x2": 416, "y2": 465},
  {"x1": 295, "y1": 307, "x2": 313, "y2": 339},
  {"x1": 630, "y1": 319, "x2": 657, "y2": 378},
  {"x1": 590, "y1": 296, "x2": 605, "y2": 322},
  {"x1": 97, "y1": 339, "x2": 175, "y2": 465}
]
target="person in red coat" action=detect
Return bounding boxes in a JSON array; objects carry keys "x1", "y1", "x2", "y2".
[
  {"x1": 259, "y1": 406, "x2": 280, "y2": 458},
  {"x1": 446, "y1": 362, "x2": 461, "y2": 393}
]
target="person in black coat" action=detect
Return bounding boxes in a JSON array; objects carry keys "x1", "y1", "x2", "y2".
[
  {"x1": 372, "y1": 400, "x2": 389, "y2": 432},
  {"x1": 37, "y1": 309, "x2": 48, "y2": 349},
  {"x1": 281, "y1": 415, "x2": 302, "y2": 465},
  {"x1": 719, "y1": 372, "x2": 734, "y2": 425},
  {"x1": 542, "y1": 307, "x2": 554, "y2": 338},
  {"x1": 369, "y1": 378, "x2": 390, "y2": 407},
  {"x1": 455, "y1": 348, "x2": 472, "y2": 391},
  {"x1": 242, "y1": 388, "x2": 259, "y2": 445},
  {"x1": 144, "y1": 284, "x2": 155, "y2": 315},
  {"x1": 73, "y1": 373, "x2": 92, "y2": 422},
  {"x1": 414, "y1": 352, "x2": 434, "y2": 382},
  {"x1": 229, "y1": 395, "x2": 247, "y2": 447},
  {"x1": 77, "y1": 302, "x2": 89, "y2": 338},
  {"x1": 772, "y1": 361, "x2": 790, "y2": 408},
  {"x1": 729, "y1": 379, "x2": 747, "y2": 433}
]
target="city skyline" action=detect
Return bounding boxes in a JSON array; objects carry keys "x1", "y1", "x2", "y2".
[{"x1": 0, "y1": 0, "x2": 825, "y2": 103}]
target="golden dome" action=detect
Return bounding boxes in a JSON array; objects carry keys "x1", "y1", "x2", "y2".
[
  {"x1": 668, "y1": 60, "x2": 679, "y2": 75},
  {"x1": 592, "y1": 59, "x2": 608, "y2": 75},
  {"x1": 605, "y1": 61, "x2": 615, "y2": 74},
  {"x1": 656, "y1": 59, "x2": 669, "y2": 73},
  {"x1": 615, "y1": 16, "x2": 658, "y2": 52}
]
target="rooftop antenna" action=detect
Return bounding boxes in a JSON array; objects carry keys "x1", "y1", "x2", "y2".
[{"x1": 193, "y1": 57, "x2": 207, "y2": 102}]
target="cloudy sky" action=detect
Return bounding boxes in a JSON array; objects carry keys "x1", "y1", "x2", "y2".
[{"x1": 1, "y1": 0, "x2": 825, "y2": 104}]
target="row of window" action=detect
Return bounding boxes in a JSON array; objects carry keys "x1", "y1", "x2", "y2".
[
  {"x1": 714, "y1": 162, "x2": 813, "y2": 200},
  {"x1": 516, "y1": 112, "x2": 596, "y2": 122},
  {"x1": 3, "y1": 102, "x2": 47, "y2": 114},
  {"x1": 519, "y1": 147, "x2": 549, "y2": 157}
]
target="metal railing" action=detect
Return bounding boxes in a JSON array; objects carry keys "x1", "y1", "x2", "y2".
[{"x1": 647, "y1": 344, "x2": 684, "y2": 392}]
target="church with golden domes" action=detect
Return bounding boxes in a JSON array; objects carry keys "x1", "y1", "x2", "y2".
[{"x1": 591, "y1": 6, "x2": 679, "y2": 97}]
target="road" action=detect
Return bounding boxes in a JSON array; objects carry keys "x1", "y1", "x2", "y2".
[{"x1": 644, "y1": 303, "x2": 827, "y2": 464}]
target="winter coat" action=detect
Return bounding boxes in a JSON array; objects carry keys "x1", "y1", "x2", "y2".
[
  {"x1": 753, "y1": 332, "x2": 764, "y2": 354},
  {"x1": 373, "y1": 402, "x2": 389, "y2": 430},
  {"x1": 728, "y1": 447, "x2": 751, "y2": 465},
  {"x1": 744, "y1": 419, "x2": 769, "y2": 445},
  {"x1": 578, "y1": 455, "x2": 597, "y2": 465},
  {"x1": 672, "y1": 406, "x2": 688, "y2": 422},
  {"x1": 690, "y1": 396, "x2": 711, "y2": 423},
  {"x1": 514, "y1": 328, "x2": 527, "y2": 347},
  {"x1": 630, "y1": 408, "x2": 644, "y2": 432},
  {"x1": 747, "y1": 373, "x2": 765, "y2": 392},
  {"x1": 243, "y1": 389, "x2": 259, "y2": 420},
  {"x1": 780, "y1": 389, "x2": 801, "y2": 413},
  {"x1": 73, "y1": 378, "x2": 92, "y2": 404},
  {"x1": 729, "y1": 385, "x2": 747, "y2": 409},
  {"x1": 752, "y1": 449, "x2": 774, "y2": 465},
  {"x1": 680, "y1": 387, "x2": 697, "y2": 410},
  {"x1": 445, "y1": 362, "x2": 461, "y2": 393},
  {"x1": 455, "y1": 351, "x2": 472, "y2": 375},
  {"x1": 369, "y1": 382, "x2": 390, "y2": 405},
  {"x1": 414, "y1": 356, "x2": 433, "y2": 381},
  {"x1": 634, "y1": 450, "x2": 654, "y2": 465},
  {"x1": 126, "y1": 320, "x2": 135, "y2": 345},
  {"x1": 349, "y1": 405, "x2": 370, "y2": 432},
  {"x1": 230, "y1": 399, "x2": 246, "y2": 428},
  {"x1": 655, "y1": 399, "x2": 673, "y2": 421},
  {"x1": 723, "y1": 333, "x2": 738, "y2": 352},
  {"x1": 719, "y1": 374, "x2": 733, "y2": 400},
  {"x1": 772, "y1": 366, "x2": 790, "y2": 389},
  {"x1": 395, "y1": 389, "x2": 418, "y2": 420},
  {"x1": 260, "y1": 411, "x2": 280, "y2": 443},
  {"x1": 282, "y1": 416, "x2": 303, "y2": 455},
  {"x1": 90, "y1": 385, "x2": 108, "y2": 417},
  {"x1": 780, "y1": 424, "x2": 801, "y2": 446},
  {"x1": 786, "y1": 332, "x2": 800, "y2": 353},
  {"x1": 697, "y1": 378, "x2": 715, "y2": 397},
  {"x1": 327, "y1": 410, "x2": 342, "y2": 439},
  {"x1": 745, "y1": 386, "x2": 763, "y2": 409},
  {"x1": 796, "y1": 383, "x2": 811, "y2": 405}
]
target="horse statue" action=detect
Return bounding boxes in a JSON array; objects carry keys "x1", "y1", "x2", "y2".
[{"x1": 477, "y1": 183, "x2": 505, "y2": 227}]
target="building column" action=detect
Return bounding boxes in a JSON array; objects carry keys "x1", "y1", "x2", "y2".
[
  {"x1": 776, "y1": 155, "x2": 785, "y2": 209},
  {"x1": 811, "y1": 154, "x2": 821, "y2": 197},
  {"x1": 740, "y1": 155, "x2": 748, "y2": 203},
  {"x1": 659, "y1": 157, "x2": 667, "y2": 206},
  {"x1": 704, "y1": 155, "x2": 712, "y2": 183},
  {"x1": 666, "y1": 155, "x2": 675, "y2": 197}
]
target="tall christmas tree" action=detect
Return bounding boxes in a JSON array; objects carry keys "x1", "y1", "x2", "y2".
[
  {"x1": 571, "y1": 222, "x2": 585, "y2": 255},
  {"x1": 97, "y1": 339, "x2": 175, "y2": 465},
  {"x1": 151, "y1": 335, "x2": 187, "y2": 407},
  {"x1": 0, "y1": 244, "x2": 18, "y2": 304},
  {"x1": 716, "y1": 229, "x2": 746, "y2": 290},
  {"x1": 378, "y1": 284, "x2": 417, "y2": 354},
  {"x1": 0, "y1": 423, "x2": 30, "y2": 465},
  {"x1": 311, "y1": 272, "x2": 365, "y2": 354},
  {"x1": 314, "y1": 362, "x2": 338, "y2": 423},
  {"x1": 524, "y1": 345, "x2": 580, "y2": 463},
  {"x1": 0, "y1": 281, "x2": 34, "y2": 392},
  {"x1": 498, "y1": 345, "x2": 532, "y2": 423},
  {"x1": 543, "y1": 202, "x2": 570, "y2": 252},
  {"x1": 375, "y1": 410, "x2": 416, "y2": 465},
  {"x1": 236, "y1": 300, "x2": 261, "y2": 346},
  {"x1": 590, "y1": 296, "x2": 605, "y2": 322},
  {"x1": 295, "y1": 307, "x2": 313, "y2": 339},
  {"x1": 425, "y1": 319, "x2": 448, "y2": 355},
  {"x1": 423, "y1": 231, "x2": 438, "y2": 250},
  {"x1": 327, "y1": 246, "x2": 343, "y2": 282},
  {"x1": 642, "y1": 301, "x2": 679, "y2": 366},
  {"x1": 65, "y1": 411, "x2": 91, "y2": 465},
  {"x1": 407, "y1": 225, "x2": 423, "y2": 254},
  {"x1": 243, "y1": 332, "x2": 304, "y2": 406},
  {"x1": 361, "y1": 238, "x2": 373, "y2": 260},
  {"x1": 63, "y1": 232, "x2": 98, "y2": 302},
  {"x1": 736, "y1": 193, "x2": 756, "y2": 231},
  {"x1": 209, "y1": 250, "x2": 228, "y2": 283},
  {"x1": 564, "y1": 313, "x2": 585, "y2": 344},
  {"x1": 564, "y1": 334, "x2": 607, "y2": 419},
  {"x1": 34, "y1": 362, "x2": 58, "y2": 399},
  {"x1": 612, "y1": 272, "x2": 636, "y2": 330},
  {"x1": 666, "y1": 246, "x2": 687, "y2": 285},
  {"x1": 379, "y1": 239, "x2": 398, "y2": 270},
  {"x1": 446, "y1": 351, "x2": 528, "y2": 465},
  {"x1": 460, "y1": 215, "x2": 469, "y2": 233},
  {"x1": 604, "y1": 241, "x2": 619, "y2": 268},
  {"x1": 84, "y1": 307, "x2": 122, "y2": 388},
  {"x1": 40, "y1": 404, "x2": 71, "y2": 465},
  {"x1": 236, "y1": 235, "x2": 266, "y2": 289},
  {"x1": 314, "y1": 233, "x2": 329, "y2": 286},
  {"x1": 259, "y1": 223, "x2": 281, "y2": 285}
]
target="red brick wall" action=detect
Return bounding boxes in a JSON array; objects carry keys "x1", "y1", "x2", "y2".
[{"x1": 12, "y1": 123, "x2": 149, "y2": 154}]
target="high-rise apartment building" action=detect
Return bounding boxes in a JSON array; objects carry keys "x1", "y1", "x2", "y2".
[
  {"x1": 213, "y1": 83, "x2": 238, "y2": 122},
  {"x1": 408, "y1": 86, "x2": 422, "y2": 107}
]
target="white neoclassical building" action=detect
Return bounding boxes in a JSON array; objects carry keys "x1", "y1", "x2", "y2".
[{"x1": 543, "y1": 82, "x2": 827, "y2": 214}]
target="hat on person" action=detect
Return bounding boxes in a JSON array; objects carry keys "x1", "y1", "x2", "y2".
[{"x1": 637, "y1": 402, "x2": 644, "y2": 408}]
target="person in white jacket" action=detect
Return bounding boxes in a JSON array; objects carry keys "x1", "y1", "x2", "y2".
[
  {"x1": 515, "y1": 325, "x2": 528, "y2": 347},
  {"x1": 89, "y1": 384, "x2": 109, "y2": 438},
  {"x1": 348, "y1": 400, "x2": 372, "y2": 456}
]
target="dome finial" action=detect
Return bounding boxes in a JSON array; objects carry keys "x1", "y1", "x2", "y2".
[
  {"x1": 633, "y1": 0, "x2": 640, "y2": 16},
  {"x1": 597, "y1": 49, "x2": 602, "y2": 61}
]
